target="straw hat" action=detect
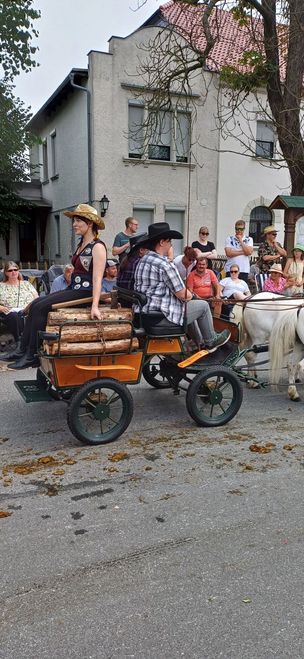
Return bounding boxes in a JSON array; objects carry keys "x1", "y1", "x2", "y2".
[
  {"x1": 269, "y1": 263, "x2": 285, "y2": 275},
  {"x1": 263, "y1": 225, "x2": 277, "y2": 235},
  {"x1": 64, "y1": 203, "x2": 105, "y2": 230}
]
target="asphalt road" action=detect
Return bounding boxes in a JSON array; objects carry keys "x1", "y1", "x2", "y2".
[{"x1": 1, "y1": 364, "x2": 304, "y2": 659}]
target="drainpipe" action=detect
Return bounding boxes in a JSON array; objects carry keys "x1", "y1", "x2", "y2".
[{"x1": 70, "y1": 72, "x2": 92, "y2": 205}]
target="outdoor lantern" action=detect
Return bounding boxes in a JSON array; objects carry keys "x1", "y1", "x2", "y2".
[{"x1": 100, "y1": 194, "x2": 110, "y2": 217}]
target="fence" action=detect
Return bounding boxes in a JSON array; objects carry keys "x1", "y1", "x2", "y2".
[{"x1": 0, "y1": 260, "x2": 50, "y2": 270}]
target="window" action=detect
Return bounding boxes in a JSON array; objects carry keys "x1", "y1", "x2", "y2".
[
  {"x1": 50, "y1": 130, "x2": 58, "y2": 178},
  {"x1": 249, "y1": 206, "x2": 272, "y2": 244},
  {"x1": 128, "y1": 104, "x2": 190, "y2": 163},
  {"x1": 165, "y1": 209, "x2": 184, "y2": 255},
  {"x1": 42, "y1": 139, "x2": 48, "y2": 181},
  {"x1": 54, "y1": 214, "x2": 61, "y2": 256},
  {"x1": 128, "y1": 104, "x2": 144, "y2": 158},
  {"x1": 132, "y1": 207, "x2": 154, "y2": 234},
  {"x1": 256, "y1": 121, "x2": 275, "y2": 159}
]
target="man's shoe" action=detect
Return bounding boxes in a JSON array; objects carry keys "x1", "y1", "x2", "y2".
[
  {"x1": 7, "y1": 353, "x2": 40, "y2": 370},
  {"x1": 207, "y1": 329, "x2": 231, "y2": 353}
]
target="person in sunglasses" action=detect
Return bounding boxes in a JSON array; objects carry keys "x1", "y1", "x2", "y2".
[
  {"x1": 191, "y1": 226, "x2": 217, "y2": 270},
  {"x1": 257, "y1": 225, "x2": 287, "y2": 274},
  {"x1": 224, "y1": 220, "x2": 253, "y2": 283},
  {"x1": 0, "y1": 261, "x2": 38, "y2": 348}
]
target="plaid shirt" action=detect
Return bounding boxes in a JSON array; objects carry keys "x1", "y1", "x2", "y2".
[
  {"x1": 117, "y1": 255, "x2": 140, "y2": 290},
  {"x1": 134, "y1": 251, "x2": 185, "y2": 324}
]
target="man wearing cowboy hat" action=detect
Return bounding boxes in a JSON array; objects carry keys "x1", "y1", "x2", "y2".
[
  {"x1": 257, "y1": 225, "x2": 287, "y2": 273},
  {"x1": 134, "y1": 222, "x2": 230, "y2": 351}
]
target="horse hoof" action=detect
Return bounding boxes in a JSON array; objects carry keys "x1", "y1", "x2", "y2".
[
  {"x1": 291, "y1": 396, "x2": 301, "y2": 402},
  {"x1": 247, "y1": 380, "x2": 260, "y2": 389}
]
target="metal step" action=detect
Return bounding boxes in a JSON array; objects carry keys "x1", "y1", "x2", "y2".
[{"x1": 14, "y1": 380, "x2": 54, "y2": 403}]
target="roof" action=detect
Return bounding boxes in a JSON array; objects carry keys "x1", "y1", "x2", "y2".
[
  {"x1": 158, "y1": 1, "x2": 286, "y2": 76},
  {"x1": 269, "y1": 196, "x2": 304, "y2": 210},
  {"x1": 28, "y1": 68, "x2": 88, "y2": 130}
]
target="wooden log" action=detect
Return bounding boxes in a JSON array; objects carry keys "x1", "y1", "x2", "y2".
[
  {"x1": 47, "y1": 307, "x2": 132, "y2": 325},
  {"x1": 43, "y1": 337, "x2": 139, "y2": 356},
  {"x1": 45, "y1": 323, "x2": 131, "y2": 342},
  {"x1": 51, "y1": 292, "x2": 110, "y2": 310}
]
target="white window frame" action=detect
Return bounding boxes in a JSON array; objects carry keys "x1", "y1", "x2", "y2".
[
  {"x1": 128, "y1": 102, "x2": 191, "y2": 164},
  {"x1": 50, "y1": 129, "x2": 58, "y2": 179}
]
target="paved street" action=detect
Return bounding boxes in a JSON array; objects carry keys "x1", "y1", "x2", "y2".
[{"x1": 1, "y1": 365, "x2": 304, "y2": 659}]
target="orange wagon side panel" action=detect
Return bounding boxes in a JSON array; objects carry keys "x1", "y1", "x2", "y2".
[
  {"x1": 146, "y1": 338, "x2": 182, "y2": 354},
  {"x1": 42, "y1": 353, "x2": 143, "y2": 387}
]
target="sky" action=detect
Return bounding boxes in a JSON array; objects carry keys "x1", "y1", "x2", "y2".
[{"x1": 13, "y1": 0, "x2": 163, "y2": 116}]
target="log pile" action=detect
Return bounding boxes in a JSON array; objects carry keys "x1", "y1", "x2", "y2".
[{"x1": 43, "y1": 306, "x2": 139, "y2": 356}]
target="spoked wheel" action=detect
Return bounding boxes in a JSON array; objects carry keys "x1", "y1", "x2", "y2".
[
  {"x1": 142, "y1": 356, "x2": 171, "y2": 389},
  {"x1": 186, "y1": 367, "x2": 243, "y2": 427},
  {"x1": 67, "y1": 378, "x2": 133, "y2": 445}
]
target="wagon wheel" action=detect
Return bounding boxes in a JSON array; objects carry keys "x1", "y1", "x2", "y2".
[
  {"x1": 186, "y1": 367, "x2": 243, "y2": 427},
  {"x1": 67, "y1": 377, "x2": 133, "y2": 445},
  {"x1": 142, "y1": 356, "x2": 171, "y2": 389}
]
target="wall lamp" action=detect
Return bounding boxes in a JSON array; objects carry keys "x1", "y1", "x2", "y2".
[{"x1": 100, "y1": 194, "x2": 110, "y2": 217}]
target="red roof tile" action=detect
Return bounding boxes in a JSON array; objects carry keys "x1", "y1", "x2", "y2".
[{"x1": 160, "y1": 1, "x2": 286, "y2": 77}]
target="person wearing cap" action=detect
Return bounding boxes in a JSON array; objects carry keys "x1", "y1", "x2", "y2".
[
  {"x1": 116, "y1": 233, "x2": 149, "y2": 305},
  {"x1": 257, "y1": 225, "x2": 287, "y2": 274},
  {"x1": 283, "y1": 244, "x2": 304, "y2": 296},
  {"x1": 112, "y1": 217, "x2": 139, "y2": 262},
  {"x1": 134, "y1": 222, "x2": 230, "y2": 351},
  {"x1": 6, "y1": 203, "x2": 107, "y2": 370},
  {"x1": 102, "y1": 260, "x2": 118, "y2": 294},
  {"x1": 224, "y1": 220, "x2": 253, "y2": 282},
  {"x1": 262, "y1": 264, "x2": 289, "y2": 293}
]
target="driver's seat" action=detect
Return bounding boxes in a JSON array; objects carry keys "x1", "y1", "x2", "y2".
[{"x1": 116, "y1": 287, "x2": 185, "y2": 337}]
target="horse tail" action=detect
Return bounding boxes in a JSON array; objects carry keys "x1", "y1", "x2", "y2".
[{"x1": 269, "y1": 309, "x2": 298, "y2": 384}]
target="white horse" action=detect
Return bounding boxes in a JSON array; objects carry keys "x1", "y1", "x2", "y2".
[{"x1": 230, "y1": 292, "x2": 304, "y2": 401}]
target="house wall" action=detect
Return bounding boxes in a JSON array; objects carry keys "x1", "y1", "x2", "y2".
[
  {"x1": 30, "y1": 89, "x2": 88, "y2": 263},
  {"x1": 216, "y1": 89, "x2": 290, "y2": 251},
  {"x1": 89, "y1": 26, "x2": 220, "y2": 253}
]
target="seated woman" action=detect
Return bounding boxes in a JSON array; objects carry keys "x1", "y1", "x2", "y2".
[
  {"x1": 219, "y1": 264, "x2": 250, "y2": 319},
  {"x1": 262, "y1": 264, "x2": 289, "y2": 293},
  {"x1": 116, "y1": 233, "x2": 149, "y2": 307},
  {"x1": 187, "y1": 256, "x2": 221, "y2": 299},
  {"x1": 4, "y1": 204, "x2": 107, "y2": 370},
  {"x1": 0, "y1": 261, "x2": 38, "y2": 347}
]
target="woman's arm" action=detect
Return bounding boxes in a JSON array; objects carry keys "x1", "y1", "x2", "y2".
[
  {"x1": 283, "y1": 258, "x2": 292, "y2": 277},
  {"x1": 91, "y1": 242, "x2": 107, "y2": 320}
]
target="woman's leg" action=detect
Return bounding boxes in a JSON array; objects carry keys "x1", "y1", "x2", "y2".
[
  {"x1": 1, "y1": 312, "x2": 20, "y2": 341},
  {"x1": 23, "y1": 289, "x2": 93, "y2": 353}
]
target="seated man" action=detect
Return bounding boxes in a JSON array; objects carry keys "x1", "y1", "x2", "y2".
[
  {"x1": 187, "y1": 256, "x2": 221, "y2": 299},
  {"x1": 134, "y1": 222, "x2": 230, "y2": 351},
  {"x1": 102, "y1": 259, "x2": 118, "y2": 293},
  {"x1": 50, "y1": 264, "x2": 74, "y2": 293}
]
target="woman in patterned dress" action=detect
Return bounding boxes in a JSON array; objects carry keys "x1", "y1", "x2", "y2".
[{"x1": 0, "y1": 261, "x2": 38, "y2": 342}]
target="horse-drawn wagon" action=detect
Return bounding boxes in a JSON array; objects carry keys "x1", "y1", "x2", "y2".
[{"x1": 14, "y1": 289, "x2": 244, "y2": 445}]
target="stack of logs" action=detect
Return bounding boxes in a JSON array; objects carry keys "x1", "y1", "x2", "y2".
[{"x1": 43, "y1": 306, "x2": 139, "y2": 356}]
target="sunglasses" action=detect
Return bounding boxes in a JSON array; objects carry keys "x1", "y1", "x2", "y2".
[
  {"x1": 7, "y1": 268, "x2": 19, "y2": 272},
  {"x1": 235, "y1": 227, "x2": 245, "y2": 231},
  {"x1": 200, "y1": 232, "x2": 209, "y2": 235},
  {"x1": 230, "y1": 270, "x2": 239, "y2": 273},
  {"x1": 269, "y1": 232, "x2": 277, "y2": 236}
]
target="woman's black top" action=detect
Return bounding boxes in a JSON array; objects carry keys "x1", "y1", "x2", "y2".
[{"x1": 191, "y1": 240, "x2": 215, "y2": 270}]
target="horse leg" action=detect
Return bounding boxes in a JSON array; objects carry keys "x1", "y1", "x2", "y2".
[
  {"x1": 287, "y1": 359, "x2": 301, "y2": 402},
  {"x1": 245, "y1": 350, "x2": 260, "y2": 388}
]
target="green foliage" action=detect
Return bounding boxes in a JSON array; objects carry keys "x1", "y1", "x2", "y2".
[
  {"x1": 0, "y1": 0, "x2": 40, "y2": 82},
  {"x1": 0, "y1": 1, "x2": 40, "y2": 237},
  {"x1": 220, "y1": 50, "x2": 270, "y2": 92}
]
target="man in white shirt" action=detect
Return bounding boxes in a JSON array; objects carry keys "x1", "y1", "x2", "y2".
[
  {"x1": 173, "y1": 246, "x2": 197, "y2": 281},
  {"x1": 224, "y1": 220, "x2": 253, "y2": 283}
]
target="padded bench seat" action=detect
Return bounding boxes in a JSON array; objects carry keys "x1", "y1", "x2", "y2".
[{"x1": 141, "y1": 312, "x2": 185, "y2": 337}]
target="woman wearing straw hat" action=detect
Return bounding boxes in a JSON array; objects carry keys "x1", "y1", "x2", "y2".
[
  {"x1": 283, "y1": 244, "x2": 304, "y2": 296},
  {"x1": 3, "y1": 204, "x2": 107, "y2": 370},
  {"x1": 262, "y1": 264, "x2": 290, "y2": 294}
]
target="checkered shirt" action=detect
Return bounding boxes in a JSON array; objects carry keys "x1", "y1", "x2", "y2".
[{"x1": 134, "y1": 251, "x2": 185, "y2": 325}]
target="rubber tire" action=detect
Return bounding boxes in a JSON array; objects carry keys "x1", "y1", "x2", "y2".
[
  {"x1": 186, "y1": 367, "x2": 243, "y2": 427},
  {"x1": 67, "y1": 377, "x2": 133, "y2": 445},
  {"x1": 142, "y1": 356, "x2": 171, "y2": 389}
]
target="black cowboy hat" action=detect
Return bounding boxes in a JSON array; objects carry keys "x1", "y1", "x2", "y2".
[
  {"x1": 129, "y1": 233, "x2": 150, "y2": 250},
  {"x1": 146, "y1": 222, "x2": 183, "y2": 242}
]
